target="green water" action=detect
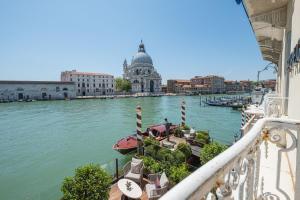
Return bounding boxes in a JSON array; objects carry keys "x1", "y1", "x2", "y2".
[{"x1": 0, "y1": 96, "x2": 241, "y2": 200}]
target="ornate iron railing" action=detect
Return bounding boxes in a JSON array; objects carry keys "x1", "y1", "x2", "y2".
[{"x1": 161, "y1": 118, "x2": 300, "y2": 200}]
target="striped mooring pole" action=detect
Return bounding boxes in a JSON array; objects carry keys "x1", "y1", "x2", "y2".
[
  {"x1": 241, "y1": 106, "x2": 245, "y2": 128},
  {"x1": 136, "y1": 105, "x2": 143, "y2": 155},
  {"x1": 181, "y1": 99, "x2": 186, "y2": 126}
]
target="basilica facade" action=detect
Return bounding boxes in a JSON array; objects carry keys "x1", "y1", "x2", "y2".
[{"x1": 123, "y1": 41, "x2": 162, "y2": 93}]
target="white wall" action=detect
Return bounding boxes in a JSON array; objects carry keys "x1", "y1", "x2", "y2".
[{"x1": 287, "y1": 0, "x2": 300, "y2": 120}]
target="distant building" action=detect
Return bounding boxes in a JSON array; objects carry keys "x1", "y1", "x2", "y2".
[
  {"x1": 191, "y1": 75, "x2": 225, "y2": 94},
  {"x1": 240, "y1": 80, "x2": 252, "y2": 92},
  {"x1": 262, "y1": 79, "x2": 276, "y2": 91},
  {"x1": 167, "y1": 80, "x2": 191, "y2": 93},
  {"x1": 161, "y1": 85, "x2": 167, "y2": 93},
  {"x1": 123, "y1": 41, "x2": 162, "y2": 93},
  {"x1": 224, "y1": 80, "x2": 241, "y2": 93},
  {"x1": 0, "y1": 81, "x2": 76, "y2": 101},
  {"x1": 61, "y1": 70, "x2": 114, "y2": 96}
]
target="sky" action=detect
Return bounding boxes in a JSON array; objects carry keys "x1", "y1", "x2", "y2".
[{"x1": 0, "y1": 0, "x2": 276, "y2": 84}]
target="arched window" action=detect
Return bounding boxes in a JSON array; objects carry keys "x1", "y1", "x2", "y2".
[{"x1": 62, "y1": 88, "x2": 68, "y2": 91}]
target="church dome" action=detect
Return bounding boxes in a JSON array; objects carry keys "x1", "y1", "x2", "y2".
[{"x1": 131, "y1": 41, "x2": 153, "y2": 65}]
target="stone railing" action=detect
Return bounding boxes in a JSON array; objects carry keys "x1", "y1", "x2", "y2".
[
  {"x1": 161, "y1": 118, "x2": 300, "y2": 200},
  {"x1": 263, "y1": 95, "x2": 288, "y2": 118},
  {"x1": 240, "y1": 114, "x2": 256, "y2": 136}
]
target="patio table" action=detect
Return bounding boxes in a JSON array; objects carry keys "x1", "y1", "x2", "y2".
[{"x1": 117, "y1": 178, "x2": 142, "y2": 200}]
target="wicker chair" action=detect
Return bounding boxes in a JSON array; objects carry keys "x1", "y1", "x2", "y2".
[
  {"x1": 145, "y1": 173, "x2": 169, "y2": 200},
  {"x1": 123, "y1": 159, "x2": 144, "y2": 186}
]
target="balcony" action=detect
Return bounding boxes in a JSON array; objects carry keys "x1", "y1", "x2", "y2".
[{"x1": 161, "y1": 94, "x2": 300, "y2": 200}]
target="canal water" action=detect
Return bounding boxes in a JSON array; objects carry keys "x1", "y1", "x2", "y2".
[{"x1": 0, "y1": 96, "x2": 241, "y2": 200}]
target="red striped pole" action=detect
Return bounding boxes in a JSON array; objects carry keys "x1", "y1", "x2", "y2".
[
  {"x1": 136, "y1": 105, "x2": 143, "y2": 155},
  {"x1": 136, "y1": 105, "x2": 142, "y2": 136},
  {"x1": 181, "y1": 99, "x2": 186, "y2": 126}
]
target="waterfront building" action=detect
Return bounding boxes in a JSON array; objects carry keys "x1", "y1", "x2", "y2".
[
  {"x1": 61, "y1": 70, "x2": 114, "y2": 96},
  {"x1": 190, "y1": 75, "x2": 225, "y2": 94},
  {"x1": 162, "y1": 0, "x2": 300, "y2": 199},
  {"x1": 123, "y1": 41, "x2": 162, "y2": 93},
  {"x1": 0, "y1": 81, "x2": 75, "y2": 101},
  {"x1": 224, "y1": 80, "x2": 242, "y2": 93},
  {"x1": 161, "y1": 85, "x2": 167, "y2": 93},
  {"x1": 167, "y1": 80, "x2": 191, "y2": 93},
  {"x1": 239, "y1": 80, "x2": 252, "y2": 92},
  {"x1": 262, "y1": 79, "x2": 276, "y2": 91}
]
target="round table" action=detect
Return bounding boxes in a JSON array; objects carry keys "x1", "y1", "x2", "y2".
[{"x1": 117, "y1": 178, "x2": 142, "y2": 200}]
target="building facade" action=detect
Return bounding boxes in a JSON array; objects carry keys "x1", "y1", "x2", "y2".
[
  {"x1": 191, "y1": 75, "x2": 225, "y2": 94},
  {"x1": 123, "y1": 41, "x2": 162, "y2": 93},
  {"x1": 0, "y1": 81, "x2": 76, "y2": 101},
  {"x1": 61, "y1": 70, "x2": 114, "y2": 96},
  {"x1": 167, "y1": 80, "x2": 191, "y2": 93}
]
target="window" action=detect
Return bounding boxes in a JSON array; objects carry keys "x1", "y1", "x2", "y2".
[
  {"x1": 112, "y1": 84, "x2": 113, "y2": 87},
  {"x1": 87, "y1": 89, "x2": 89, "y2": 93},
  {"x1": 99, "y1": 83, "x2": 101, "y2": 87},
  {"x1": 56, "y1": 87, "x2": 60, "y2": 92},
  {"x1": 78, "y1": 83, "x2": 80, "y2": 87},
  {"x1": 82, "y1": 83, "x2": 85, "y2": 87},
  {"x1": 87, "y1": 83, "x2": 89, "y2": 87},
  {"x1": 63, "y1": 88, "x2": 68, "y2": 91},
  {"x1": 78, "y1": 89, "x2": 80, "y2": 93},
  {"x1": 78, "y1": 79, "x2": 80, "y2": 81},
  {"x1": 70, "y1": 78, "x2": 72, "y2": 81},
  {"x1": 93, "y1": 84, "x2": 95, "y2": 87}
]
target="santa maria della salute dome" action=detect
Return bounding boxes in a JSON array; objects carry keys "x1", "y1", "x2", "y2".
[{"x1": 123, "y1": 41, "x2": 162, "y2": 93}]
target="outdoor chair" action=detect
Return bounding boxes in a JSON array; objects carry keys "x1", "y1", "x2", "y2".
[
  {"x1": 145, "y1": 172, "x2": 169, "y2": 200},
  {"x1": 123, "y1": 157, "x2": 144, "y2": 186}
]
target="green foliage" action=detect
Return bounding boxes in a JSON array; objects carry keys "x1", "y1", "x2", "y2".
[
  {"x1": 176, "y1": 143, "x2": 192, "y2": 159},
  {"x1": 115, "y1": 77, "x2": 131, "y2": 92},
  {"x1": 195, "y1": 131, "x2": 210, "y2": 145},
  {"x1": 172, "y1": 150, "x2": 186, "y2": 165},
  {"x1": 61, "y1": 164, "x2": 112, "y2": 200},
  {"x1": 181, "y1": 125, "x2": 190, "y2": 130},
  {"x1": 142, "y1": 156, "x2": 162, "y2": 173},
  {"x1": 144, "y1": 137, "x2": 160, "y2": 147},
  {"x1": 168, "y1": 164, "x2": 190, "y2": 184},
  {"x1": 200, "y1": 142, "x2": 227, "y2": 165}
]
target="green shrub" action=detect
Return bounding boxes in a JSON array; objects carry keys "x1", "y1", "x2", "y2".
[
  {"x1": 144, "y1": 144, "x2": 160, "y2": 158},
  {"x1": 168, "y1": 164, "x2": 190, "y2": 184},
  {"x1": 176, "y1": 143, "x2": 192, "y2": 159},
  {"x1": 181, "y1": 125, "x2": 190, "y2": 130},
  {"x1": 144, "y1": 137, "x2": 159, "y2": 147},
  {"x1": 200, "y1": 142, "x2": 227, "y2": 165},
  {"x1": 174, "y1": 127, "x2": 183, "y2": 137},
  {"x1": 172, "y1": 150, "x2": 186, "y2": 165},
  {"x1": 61, "y1": 164, "x2": 112, "y2": 200},
  {"x1": 195, "y1": 131, "x2": 210, "y2": 145},
  {"x1": 157, "y1": 148, "x2": 173, "y2": 162},
  {"x1": 142, "y1": 156, "x2": 162, "y2": 173}
]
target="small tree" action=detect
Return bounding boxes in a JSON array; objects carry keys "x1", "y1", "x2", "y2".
[
  {"x1": 200, "y1": 142, "x2": 227, "y2": 165},
  {"x1": 177, "y1": 143, "x2": 192, "y2": 160},
  {"x1": 61, "y1": 164, "x2": 112, "y2": 200},
  {"x1": 168, "y1": 164, "x2": 190, "y2": 184},
  {"x1": 115, "y1": 77, "x2": 132, "y2": 92}
]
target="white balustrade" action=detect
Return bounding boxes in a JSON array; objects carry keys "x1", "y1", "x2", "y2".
[{"x1": 161, "y1": 118, "x2": 300, "y2": 200}]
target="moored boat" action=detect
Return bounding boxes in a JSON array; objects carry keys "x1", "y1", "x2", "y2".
[
  {"x1": 112, "y1": 135, "x2": 138, "y2": 154},
  {"x1": 112, "y1": 123, "x2": 178, "y2": 154}
]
